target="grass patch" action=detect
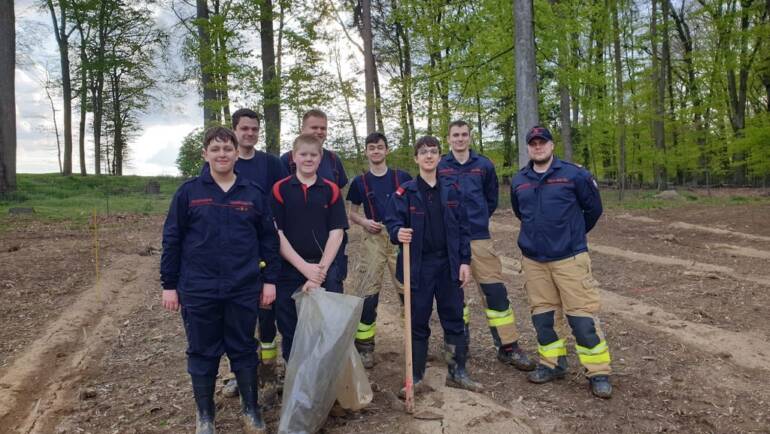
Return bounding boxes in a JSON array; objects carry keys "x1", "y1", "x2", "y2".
[{"x1": 0, "y1": 173, "x2": 184, "y2": 223}]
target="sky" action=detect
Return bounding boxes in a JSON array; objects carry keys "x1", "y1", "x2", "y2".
[{"x1": 14, "y1": 0, "x2": 366, "y2": 176}]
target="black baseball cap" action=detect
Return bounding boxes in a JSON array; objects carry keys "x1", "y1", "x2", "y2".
[{"x1": 526, "y1": 126, "x2": 553, "y2": 144}]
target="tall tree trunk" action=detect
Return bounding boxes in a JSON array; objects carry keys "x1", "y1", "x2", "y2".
[
  {"x1": 612, "y1": 0, "x2": 626, "y2": 199},
  {"x1": 662, "y1": 0, "x2": 677, "y2": 165},
  {"x1": 91, "y1": 0, "x2": 107, "y2": 175},
  {"x1": 0, "y1": 0, "x2": 15, "y2": 192},
  {"x1": 78, "y1": 30, "x2": 88, "y2": 176},
  {"x1": 398, "y1": 19, "x2": 416, "y2": 143},
  {"x1": 476, "y1": 91, "x2": 484, "y2": 154},
  {"x1": 552, "y1": 0, "x2": 572, "y2": 161},
  {"x1": 372, "y1": 53, "x2": 385, "y2": 134},
  {"x1": 501, "y1": 108, "x2": 514, "y2": 168},
  {"x1": 514, "y1": 0, "x2": 539, "y2": 167},
  {"x1": 334, "y1": 50, "x2": 360, "y2": 159},
  {"x1": 669, "y1": 0, "x2": 706, "y2": 180},
  {"x1": 260, "y1": 0, "x2": 281, "y2": 155},
  {"x1": 361, "y1": 0, "x2": 376, "y2": 134},
  {"x1": 651, "y1": 0, "x2": 666, "y2": 189},
  {"x1": 44, "y1": 78, "x2": 63, "y2": 174},
  {"x1": 197, "y1": 0, "x2": 217, "y2": 127},
  {"x1": 48, "y1": 0, "x2": 74, "y2": 175}
]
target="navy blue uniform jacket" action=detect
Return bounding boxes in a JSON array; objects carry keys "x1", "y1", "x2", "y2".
[
  {"x1": 161, "y1": 168, "x2": 281, "y2": 294},
  {"x1": 384, "y1": 179, "x2": 471, "y2": 290},
  {"x1": 510, "y1": 157, "x2": 603, "y2": 262},
  {"x1": 438, "y1": 150, "x2": 498, "y2": 240}
]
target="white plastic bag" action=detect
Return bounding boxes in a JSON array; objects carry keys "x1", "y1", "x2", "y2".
[
  {"x1": 278, "y1": 289, "x2": 364, "y2": 434},
  {"x1": 335, "y1": 343, "x2": 373, "y2": 411}
]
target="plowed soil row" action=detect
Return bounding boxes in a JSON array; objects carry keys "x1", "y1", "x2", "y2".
[{"x1": 1, "y1": 201, "x2": 769, "y2": 433}]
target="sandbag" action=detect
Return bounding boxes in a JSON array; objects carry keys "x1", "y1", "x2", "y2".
[{"x1": 278, "y1": 288, "x2": 363, "y2": 434}]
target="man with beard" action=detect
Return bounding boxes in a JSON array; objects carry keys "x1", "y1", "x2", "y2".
[{"x1": 510, "y1": 126, "x2": 612, "y2": 398}]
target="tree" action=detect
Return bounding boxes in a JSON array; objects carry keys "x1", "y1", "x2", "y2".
[
  {"x1": 46, "y1": 0, "x2": 76, "y2": 176},
  {"x1": 361, "y1": 0, "x2": 376, "y2": 133},
  {"x1": 514, "y1": 0, "x2": 538, "y2": 167},
  {"x1": 177, "y1": 128, "x2": 205, "y2": 177},
  {"x1": 0, "y1": 0, "x2": 16, "y2": 193},
  {"x1": 259, "y1": 0, "x2": 281, "y2": 155}
]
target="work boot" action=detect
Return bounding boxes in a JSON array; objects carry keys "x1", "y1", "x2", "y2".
[
  {"x1": 221, "y1": 377, "x2": 238, "y2": 398},
  {"x1": 398, "y1": 379, "x2": 433, "y2": 399},
  {"x1": 355, "y1": 339, "x2": 376, "y2": 369},
  {"x1": 399, "y1": 339, "x2": 429, "y2": 398},
  {"x1": 191, "y1": 375, "x2": 216, "y2": 434},
  {"x1": 234, "y1": 368, "x2": 266, "y2": 434},
  {"x1": 527, "y1": 356, "x2": 568, "y2": 384},
  {"x1": 589, "y1": 375, "x2": 612, "y2": 399},
  {"x1": 445, "y1": 343, "x2": 483, "y2": 392},
  {"x1": 497, "y1": 344, "x2": 536, "y2": 371}
]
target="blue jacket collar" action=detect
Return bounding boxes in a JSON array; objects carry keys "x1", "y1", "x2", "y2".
[
  {"x1": 523, "y1": 156, "x2": 563, "y2": 179},
  {"x1": 443, "y1": 149, "x2": 478, "y2": 165},
  {"x1": 201, "y1": 164, "x2": 247, "y2": 188}
]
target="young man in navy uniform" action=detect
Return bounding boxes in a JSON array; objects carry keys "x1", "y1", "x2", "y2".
[
  {"x1": 346, "y1": 132, "x2": 412, "y2": 368},
  {"x1": 219, "y1": 108, "x2": 288, "y2": 397},
  {"x1": 438, "y1": 120, "x2": 535, "y2": 371},
  {"x1": 510, "y1": 126, "x2": 612, "y2": 398},
  {"x1": 271, "y1": 133, "x2": 349, "y2": 360},
  {"x1": 161, "y1": 126, "x2": 279, "y2": 433},
  {"x1": 385, "y1": 136, "x2": 483, "y2": 395}
]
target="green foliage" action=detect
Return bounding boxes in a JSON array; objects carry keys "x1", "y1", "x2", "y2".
[
  {"x1": 0, "y1": 174, "x2": 184, "y2": 222},
  {"x1": 176, "y1": 128, "x2": 205, "y2": 178}
]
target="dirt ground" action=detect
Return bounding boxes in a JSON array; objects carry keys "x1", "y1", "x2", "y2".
[{"x1": 1, "y1": 195, "x2": 769, "y2": 433}]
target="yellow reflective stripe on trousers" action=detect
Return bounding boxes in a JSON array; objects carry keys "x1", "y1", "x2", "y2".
[
  {"x1": 485, "y1": 308, "x2": 515, "y2": 327},
  {"x1": 575, "y1": 340, "x2": 611, "y2": 364},
  {"x1": 259, "y1": 340, "x2": 277, "y2": 360},
  {"x1": 463, "y1": 306, "x2": 470, "y2": 324},
  {"x1": 538, "y1": 338, "x2": 567, "y2": 358},
  {"x1": 356, "y1": 322, "x2": 376, "y2": 340}
]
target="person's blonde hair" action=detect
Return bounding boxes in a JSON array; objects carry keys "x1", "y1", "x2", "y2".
[{"x1": 292, "y1": 133, "x2": 323, "y2": 152}]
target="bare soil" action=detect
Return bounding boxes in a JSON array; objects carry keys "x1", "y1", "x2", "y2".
[{"x1": 1, "y1": 198, "x2": 769, "y2": 433}]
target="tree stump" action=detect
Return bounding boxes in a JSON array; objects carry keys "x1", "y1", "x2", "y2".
[{"x1": 144, "y1": 181, "x2": 160, "y2": 195}]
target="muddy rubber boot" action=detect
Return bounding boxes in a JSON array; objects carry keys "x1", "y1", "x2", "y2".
[
  {"x1": 445, "y1": 343, "x2": 483, "y2": 393},
  {"x1": 497, "y1": 343, "x2": 536, "y2": 371},
  {"x1": 355, "y1": 339, "x2": 376, "y2": 369},
  {"x1": 191, "y1": 375, "x2": 216, "y2": 434},
  {"x1": 528, "y1": 356, "x2": 568, "y2": 384},
  {"x1": 234, "y1": 368, "x2": 266, "y2": 434},
  {"x1": 589, "y1": 375, "x2": 612, "y2": 399},
  {"x1": 399, "y1": 339, "x2": 428, "y2": 399}
]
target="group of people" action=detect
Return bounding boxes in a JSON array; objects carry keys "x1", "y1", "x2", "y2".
[{"x1": 160, "y1": 108, "x2": 613, "y2": 434}]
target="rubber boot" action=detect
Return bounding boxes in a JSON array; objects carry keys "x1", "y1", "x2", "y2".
[
  {"x1": 445, "y1": 343, "x2": 483, "y2": 392},
  {"x1": 528, "y1": 355, "x2": 568, "y2": 384},
  {"x1": 234, "y1": 368, "x2": 266, "y2": 434},
  {"x1": 355, "y1": 339, "x2": 375, "y2": 369},
  {"x1": 589, "y1": 375, "x2": 612, "y2": 399},
  {"x1": 399, "y1": 339, "x2": 429, "y2": 399},
  {"x1": 497, "y1": 342, "x2": 536, "y2": 371},
  {"x1": 191, "y1": 375, "x2": 216, "y2": 434}
]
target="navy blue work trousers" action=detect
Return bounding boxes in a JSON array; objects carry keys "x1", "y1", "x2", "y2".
[
  {"x1": 411, "y1": 254, "x2": 466, "y2": 346},
  {"x1": 178, "y1": 289, "x2": 260, "y2": 377},
  {"x1": 274, "y1": 263, "x2": 344, "y2": 360}
]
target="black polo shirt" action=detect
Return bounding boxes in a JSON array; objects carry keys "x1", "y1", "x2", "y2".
[
  {"x1": 417, "y1": 176, "x2": 447, "y2": 256},
  {"x1": 271, "y1": 175, "x2": 349, "y2": 265}
]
